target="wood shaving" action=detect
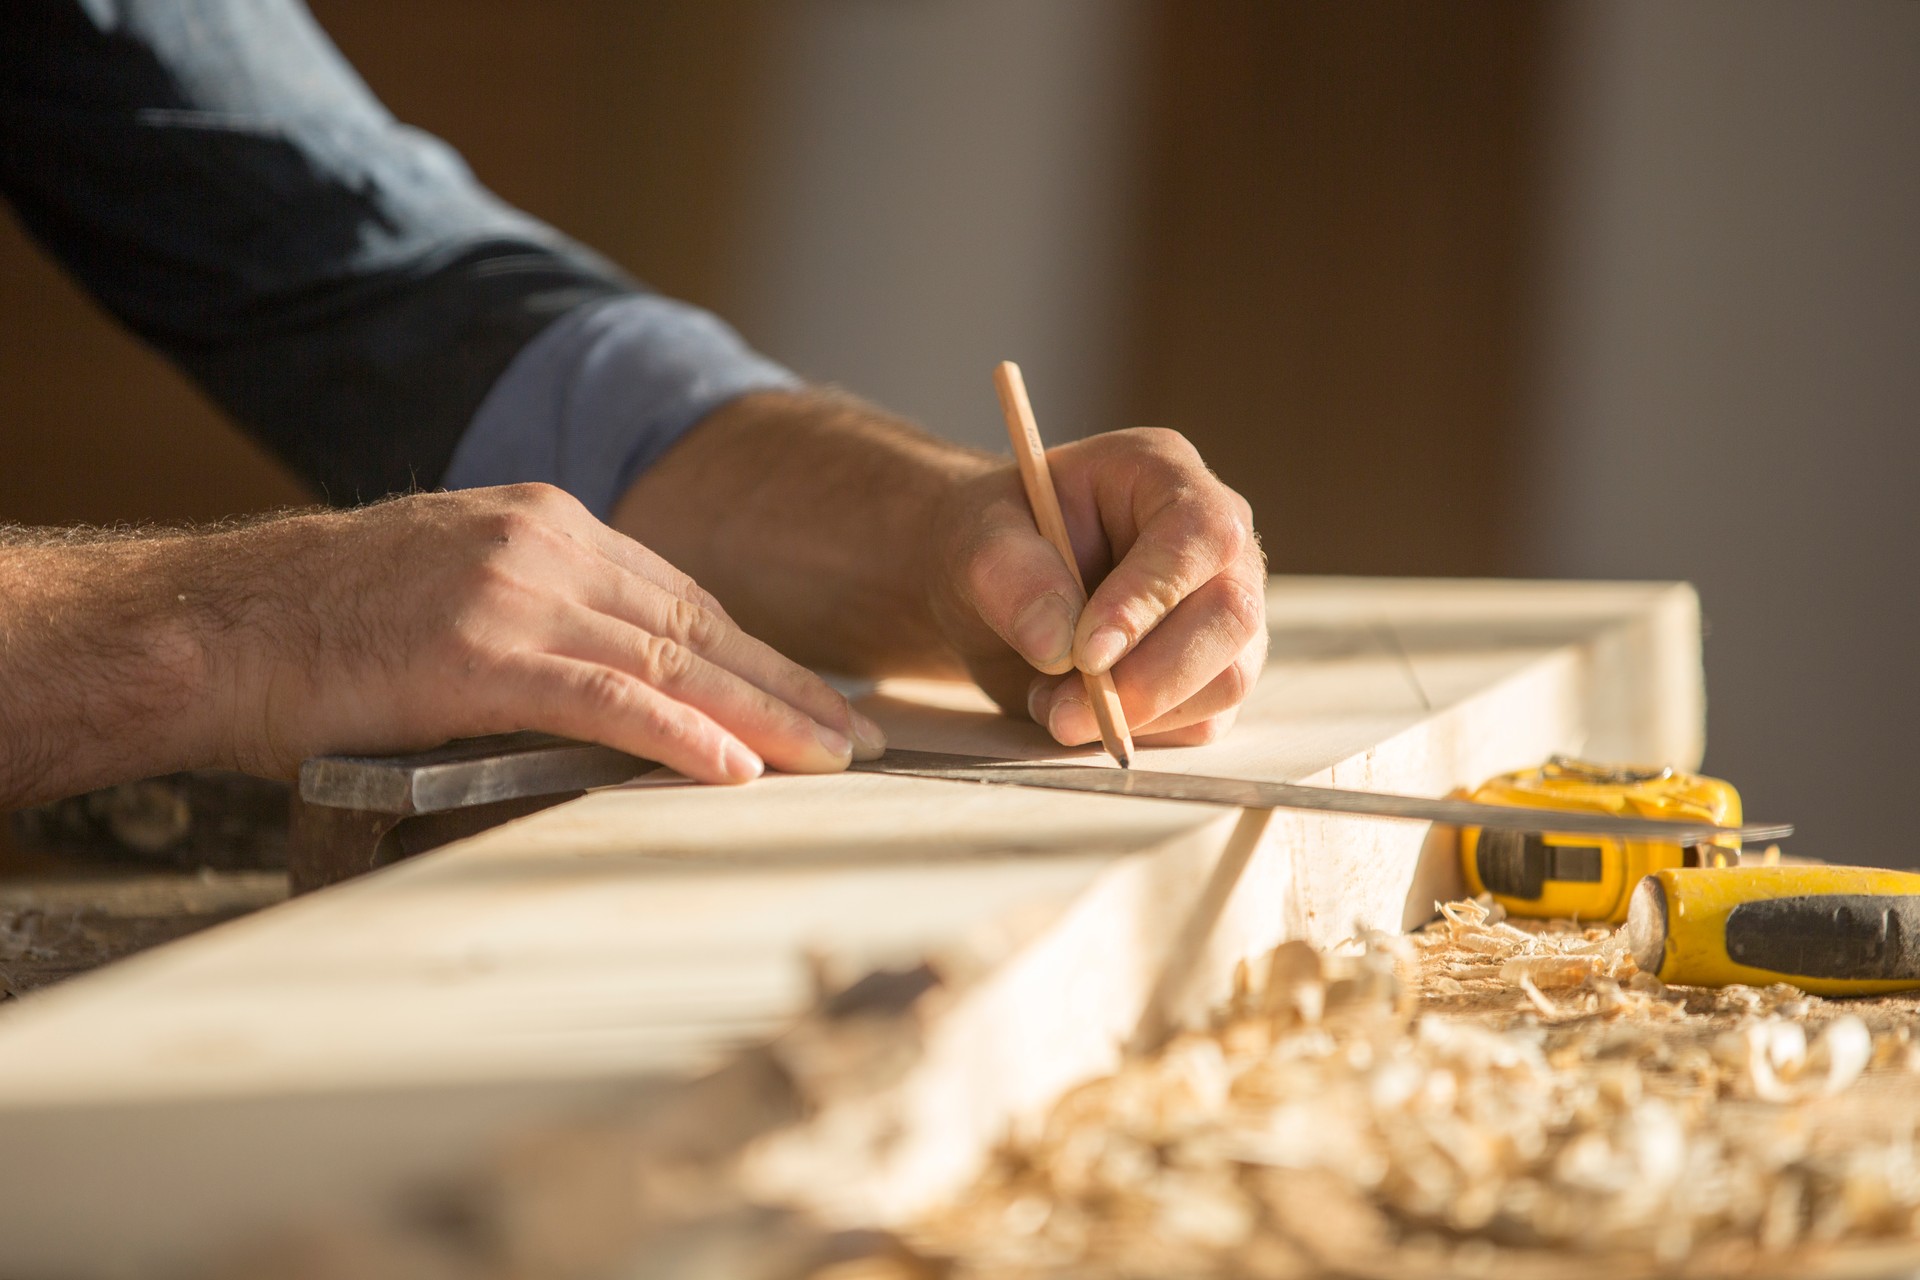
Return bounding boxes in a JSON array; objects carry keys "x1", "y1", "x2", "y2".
[
  {"x1": 913, "y1": 897, "x2": 1920, "y2": 1279},
  {"x1": 1501, "y1": 954, "x2": 1601, "y2": 989}
]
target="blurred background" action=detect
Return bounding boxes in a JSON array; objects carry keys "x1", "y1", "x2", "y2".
[{"x1": 2, "y1": 1, "x2": 1914, "y2": 863}]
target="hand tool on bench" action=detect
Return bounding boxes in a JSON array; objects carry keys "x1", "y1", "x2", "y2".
[
  {"x1": 1628, "y1": 864, "x2": 1920, "y2": 996},
  {"x1": 1460, "y1": 756, "x2": 1751, "y2": 924},
  {"x1": 1453, "y1": 759, "x2": 1920, "y2": 994},
  {"x1": 290, "y1": 736, "x2": 1791, "y2": 893}
]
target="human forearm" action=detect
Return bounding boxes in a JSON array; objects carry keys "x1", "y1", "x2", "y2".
[
  {"x1": 613, "y1": 390, "x2": 995, "y2": 679},
  {"x1": 0, "y1": 528, "x2": 239, "y2": 809}
]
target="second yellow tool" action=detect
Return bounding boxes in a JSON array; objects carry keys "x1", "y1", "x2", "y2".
[{"x1": 1627, "y1": 864, "x2": 1920, "y2": 996}]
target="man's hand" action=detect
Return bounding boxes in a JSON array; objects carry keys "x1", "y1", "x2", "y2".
[
  {"x1": 0, "y1": 486, "x2": 881, "y2": 808},
  {"x1": 926, "y1": 428, "x2": 1268, "y2": 748},
  {"x1": 618, "y1": 393, "x2": 1267, "y2": 751},
  {"x1": 222, "y1": 486, "x2": 884, "y2": 782}
]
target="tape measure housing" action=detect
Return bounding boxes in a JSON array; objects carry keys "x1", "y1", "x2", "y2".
[{"x1": 1461, "y1": 756, "x2": 1742, "y2": 923}]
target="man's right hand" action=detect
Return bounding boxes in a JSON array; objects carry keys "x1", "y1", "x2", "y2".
[{"x1": 0, "y1": 484, "x2": 882, "y2": 809}]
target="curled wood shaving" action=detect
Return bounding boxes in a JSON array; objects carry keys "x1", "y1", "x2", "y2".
[
  {"x1": 1715, "y1": 1015, "x2": 1873, "y2": 1103},
  {"x1": 1501, "y1": 954, "x2": 1601, "y2": 990},
  {"x1": 1517, "y1": 972, "x2": 1568, "y2": 1020}
]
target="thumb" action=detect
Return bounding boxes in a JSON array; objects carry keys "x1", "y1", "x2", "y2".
[{"x1": 954, "y1": 506, "x2": 1090, "y2": 676}]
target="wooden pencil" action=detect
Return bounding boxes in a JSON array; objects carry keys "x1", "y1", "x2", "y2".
[{"x1": 992, "y1": 361, "x2": 1135, "y2": 768}]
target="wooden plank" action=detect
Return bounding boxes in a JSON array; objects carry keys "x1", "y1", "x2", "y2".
[{"x1": 0, "y1": 577, "x2": 1703, "y2": 1276}]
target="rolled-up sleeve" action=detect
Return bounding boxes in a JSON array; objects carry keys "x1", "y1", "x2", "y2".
[
  {"x1": 0, "y1": 0, "x2": 793, "y2": 508},
  {"x1": 445, "y1": 295, "x2": 799, "y2": 520}
]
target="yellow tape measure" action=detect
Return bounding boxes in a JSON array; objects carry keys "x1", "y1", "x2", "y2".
[{"x1": 1460, "y1": 756, "x2": 1744, "y2": 924}]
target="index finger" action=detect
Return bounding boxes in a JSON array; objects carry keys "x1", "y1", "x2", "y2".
[
  {"x1": 1072, "y1": 478, "x2": 1253, "y2": 675},
  {"x1": 581, "y1": 574, "x2": 879, "y2": 755}
]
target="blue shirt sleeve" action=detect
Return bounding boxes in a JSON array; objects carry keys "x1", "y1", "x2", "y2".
[
  {"x1": 0, "y1": 0, "x2": 792, "y2": 508},
  {"x1": 444, "y1": 294, "x2": 799, "y2": 520}
]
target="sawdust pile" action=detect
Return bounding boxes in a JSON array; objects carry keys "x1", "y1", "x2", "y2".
[{"x1": 912, "y1": 899, "x2": 1920, "y2": 1280}]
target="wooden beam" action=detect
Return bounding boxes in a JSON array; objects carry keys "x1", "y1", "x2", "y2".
[{"x1": 0, "y1": 577, "x2": 1703, "y2": 1276}]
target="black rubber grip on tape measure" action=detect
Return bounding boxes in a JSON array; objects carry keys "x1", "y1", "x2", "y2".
[{"x1": 1726, "y1": 894, "x2": 1920, "y2": 981}]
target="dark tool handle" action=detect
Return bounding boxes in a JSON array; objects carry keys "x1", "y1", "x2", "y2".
[{"x1": 1726, "y1": 894, "x2": 1920, "y2": 981}]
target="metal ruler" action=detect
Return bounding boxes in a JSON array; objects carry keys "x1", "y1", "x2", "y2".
[
  {"x1": 299, "y1": 734, "x2": 1792, "y2": 848},
  {"x1": 850, "y1": 750, "x2": 1791, "y2": 844}
]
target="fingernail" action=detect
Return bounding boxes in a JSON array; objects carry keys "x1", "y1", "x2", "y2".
[
  {"x1": 850, "y1": 709, "x2": 888, "y2": 761},
  {"x1": 724, "y1": 741, "x2": 764, "y2": 783},
  {"x1": 1026, "y1": 676, "x2": 1051, "y2": 724},
  {"x1": 814, "y1": 721, "x2": 853, "y2": 762},
  {"x1": 1079, "y1": 625, "x2": 1130, "y2": 674},
  {"x1": 1049, "y1": 696, "x2": 1098, "y2": 746},
  {"x1": 1013, "y1": 594, "x2": 1076, "y2": 671}
]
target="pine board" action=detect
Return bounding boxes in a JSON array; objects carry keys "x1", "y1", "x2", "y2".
[{"x1": 0, "y1": 577, "x2": 1705, "y2": 1276}]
